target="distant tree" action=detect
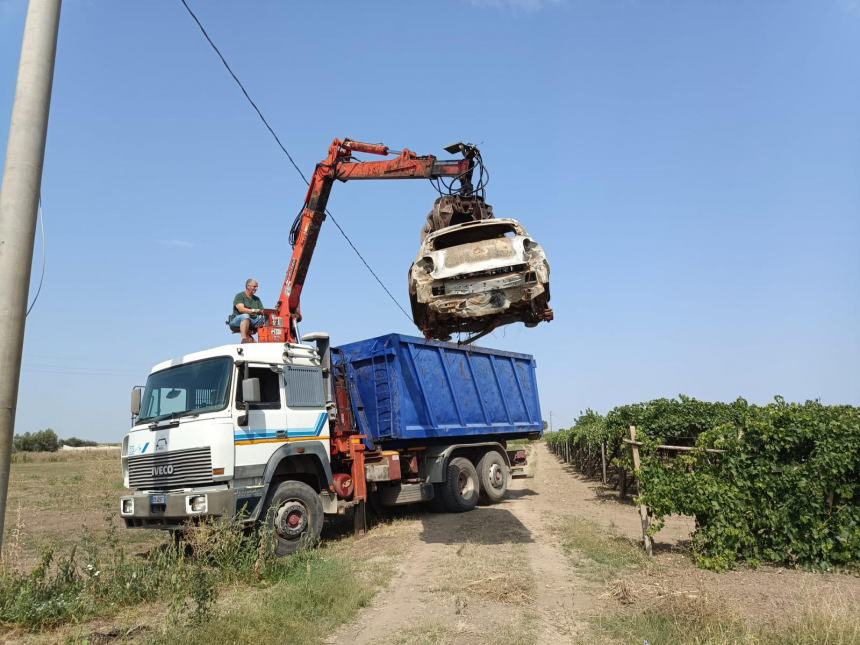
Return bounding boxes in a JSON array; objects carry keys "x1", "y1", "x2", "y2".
[
  {"x1": 60, "y1": 437, "x2": 98, "y2": 448},
  {"x1": 13, "y1": 429, "x2": 60, "y2": 452}
]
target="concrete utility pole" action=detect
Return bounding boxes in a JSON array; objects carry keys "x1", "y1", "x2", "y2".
[{"x1": 0, "y1": 0, "x2": 62, "y2": 549}]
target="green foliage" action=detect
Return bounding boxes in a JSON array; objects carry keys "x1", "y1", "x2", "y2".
[
  {"x1": 546, "y1": 397, "x2": 860, "y2": 571},
  {"x1": 152, "y1": 550, "x2": 371, "y2": 645},
  {"x1": 12, "y1": 429, "x2": 60, "y2": 452},
  {"x1": 544, "y1": 409, "x2": 610, "y2": 478},
  {"x1": 59, "y1": 437, "x2": 99, "y2": 448},
  {"x1": 0, "y1": 516, "x2": 317, "y2": 630}
]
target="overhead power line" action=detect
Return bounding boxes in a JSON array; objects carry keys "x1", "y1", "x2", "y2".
[{"x1": 177, "y1": 0, "x2": 413, "y2": 323}]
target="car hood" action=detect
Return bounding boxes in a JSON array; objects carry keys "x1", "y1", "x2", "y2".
[{"x1": 422, "y1": 236, "x2": 528, "y2": 280}]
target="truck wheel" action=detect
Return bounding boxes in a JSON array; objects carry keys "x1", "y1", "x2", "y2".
[
  {"x1": 477, "y1": 450, "x2": 509, "y2": 503},
  {"x1": 266, "y1": 480, "x2": 324, "y2": 557},
  {"x1": 441, "y1": 457, "x2": 479, "y2": 513}
]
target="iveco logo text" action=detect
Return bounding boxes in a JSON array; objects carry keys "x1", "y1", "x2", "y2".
[{"x1": 151, "y1": 465, "x2": 174, "y2": 476}]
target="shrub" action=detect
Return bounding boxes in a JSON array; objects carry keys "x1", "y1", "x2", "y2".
[
  {"x1": 12, "y1": 429, "x2": 60, "y2": 453},
  {"x1": 0, "y1": 515, "x2": 311, "y2": 630},
  {"x1": 546, "y1": 397, "x2": 860, "y2": 571},
  {"x1": 59, "y1": 437, "x2": 99, "y2": 448}
]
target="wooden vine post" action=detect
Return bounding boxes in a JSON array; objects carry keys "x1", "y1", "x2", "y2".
[
  {"x1": 629, "y1": 425, "x2": 653, "y2": 556},
  {"x1": 600, "y1": 442, "x2": 608, "y2": 484}
]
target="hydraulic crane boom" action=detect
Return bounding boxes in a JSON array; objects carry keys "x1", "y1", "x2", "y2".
[{"x1": 257, "y1": 138, "x2": 479, "y2": 343}]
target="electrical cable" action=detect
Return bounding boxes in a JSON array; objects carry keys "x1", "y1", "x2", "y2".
[
  {"x1": 26, "y1": 197, "x2": 46, "y2": 317},
  {"x1": 178, "y1": 0, "x2": 413, "y2": 323}
]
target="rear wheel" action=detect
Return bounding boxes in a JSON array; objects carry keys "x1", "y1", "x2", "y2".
[
  {"x1": 477, "y1": 450, "x2": 509, "y2": 503},
  {"x1": 266, "y1": 480, "x2": 324, "y2": 556},
  {"x1": 440, "y1": 457, "x2": 480, "y2": 513}
]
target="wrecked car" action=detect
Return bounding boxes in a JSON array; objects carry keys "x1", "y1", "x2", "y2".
[{"x1": 408, "y1": 218, "x2": 552, "y2": 341}]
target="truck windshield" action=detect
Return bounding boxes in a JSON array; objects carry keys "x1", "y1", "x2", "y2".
[{"x1": 137, "y1": 357, "x2": 233, "y2": 423}]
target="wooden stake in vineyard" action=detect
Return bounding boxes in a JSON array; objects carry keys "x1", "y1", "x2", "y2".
[
  {"x1": 629, "y1": 426, "x2": 653, "y2": 556},
  {"x1": 600, "y1": 441, "x2": 607, "y2": 484}
]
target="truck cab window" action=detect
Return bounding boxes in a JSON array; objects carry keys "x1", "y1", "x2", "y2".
[{"x1": 237, "y1": 365, "x2": 282, "y2": 409}]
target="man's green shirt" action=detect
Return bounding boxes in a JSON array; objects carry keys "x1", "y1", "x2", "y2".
[{"x1": 233, "y1": 291, "x2": 264, "y2": 317}]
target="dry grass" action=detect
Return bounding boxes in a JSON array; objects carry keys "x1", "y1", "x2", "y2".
[
  {"x1": 548, "y1": 515, "x2": 860, "y2": 645},
  {"x1": 4, "y1": 450, "x2": 161, "y2": 566},
  {"x1": 431, "y1": 541, "x2": 535, "y2": 606},
  {"x1": 11, "y1": 448, "x2": 120, "y2": 464},
  {"x1": 391, "y1": 615, "x2": 537, "y2": 645},
  {"x1": 551, "y1": 515, "x2": 648, "y2": 583},
  {"x1": 593, "y1": 592, "x2": 860, "y2": 645}
]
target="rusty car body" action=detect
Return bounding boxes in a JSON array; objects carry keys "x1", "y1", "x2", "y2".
[{"x1": 408, "y1": 218, "x2": 552, "y2": 340}]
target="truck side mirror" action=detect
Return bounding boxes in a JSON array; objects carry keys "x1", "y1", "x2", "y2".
[
  {"x1": 130, "y1": 387, "x2": 143, "y2": 416},
  {"x1": 242, "y1": 378, "x2": 261, "y2": 403}
]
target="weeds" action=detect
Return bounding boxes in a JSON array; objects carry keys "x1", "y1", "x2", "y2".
[
  {"x1": 595, "y1": 595, "x2": 750, "y2": 644},
  {"x1": 553, "y1": 516, "x2": 648, "y2": 580},
  {"x1": 153, "y1": 549, "x2": 369, "y2": 645},
  {"x1": 594, "y1": 593, "x2": 860, "y2": 645},
  {"x1": 0, "y1": 514, "x2": 311, "y2": 631}
]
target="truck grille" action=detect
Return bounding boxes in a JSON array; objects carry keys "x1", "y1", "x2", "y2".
[{"x1": 128, "y1": 447, "x2": 213, "y2": 491}]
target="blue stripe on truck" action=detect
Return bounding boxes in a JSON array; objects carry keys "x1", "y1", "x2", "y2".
[{"x1": 234, "y1": 412, "x2": 328, "y2": 443}]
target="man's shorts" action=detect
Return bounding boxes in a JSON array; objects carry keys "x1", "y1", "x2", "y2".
[{"x1": 229, "y1": 314, "x2": 266, "y2": 331}]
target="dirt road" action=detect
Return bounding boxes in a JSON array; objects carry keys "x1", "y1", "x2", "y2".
[
  {"x1": 329, "y1": 442, "x2": 666, "y2": 645},
  {"x1": 330, "y1": 442, "x2": 859, "y2": 645}
]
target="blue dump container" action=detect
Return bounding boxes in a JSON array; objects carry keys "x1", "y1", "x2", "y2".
[{"x1": 332, "y1": 333, "x2": 543, "y2": 449}]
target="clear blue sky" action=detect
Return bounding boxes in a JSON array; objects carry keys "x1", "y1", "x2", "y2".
[{"x1": 1, "y1": 0, "x2": 858, "y2": 442}]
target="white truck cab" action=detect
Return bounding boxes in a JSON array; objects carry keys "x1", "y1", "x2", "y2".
[{"x1": 120, "y1": 340, "x2": 337, "y2": 554}]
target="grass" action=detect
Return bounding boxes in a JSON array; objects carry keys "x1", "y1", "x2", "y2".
[
  {"x1": 0, "y1": 451, "x2": 399, "y2": 643},
  {"x1": 11, "y1": 448, "x2": 119, "y2": 464},
  {"x1": 0, "y1": 512, "x2": 385, "y2": 642},
  {"x1": 392, "y1": 616, "x2": 537, "y2": 645},
  {"x1": 594, "y1": 594, "x2": 860, "y2": 645},
  {"x1": 432, "y1": 541, "x2": 535, "y2": 606},
  {"x1": 550, "y1": 516, "x2": 860, "y2": 645},
  {"x1": 152, "y1": 553, "x2": 374, "y2": 645},
  {"x1": 594, "y1": 595, "x2": 750, "y2": 645},
  {"x1": 552, "y1": 516, "x2": 648, "y2": 581},
  {"x1": 4, "y1": 449, "x2": 162, "y2": 565}
]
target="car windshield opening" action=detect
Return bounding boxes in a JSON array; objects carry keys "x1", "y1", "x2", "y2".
[
  {"x1": 137, "y1": 356, "x2": 233, "y2": 423},
  {"x1": 432, "y1": 223, "x2": 519, "y2": 250}
]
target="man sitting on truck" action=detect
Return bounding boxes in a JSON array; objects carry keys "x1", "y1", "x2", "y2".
[{"x1": 228, "y1": 278, "x2": 266, "y2": 343}]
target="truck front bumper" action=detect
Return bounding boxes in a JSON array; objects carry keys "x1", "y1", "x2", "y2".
[{"x1": 120, "y1": 487, "x2": 237, "y2": 529}]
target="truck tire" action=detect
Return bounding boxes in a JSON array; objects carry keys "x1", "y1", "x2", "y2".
[
  {"x1": 477, "y1": 450, "x2": 509, "y2": 503},
  {"x1": 440, "y1": 457, "x2": 480, "y2": 513},
  {"x1": 266, "y1": 480, "x2": 324, "y2": 557}
]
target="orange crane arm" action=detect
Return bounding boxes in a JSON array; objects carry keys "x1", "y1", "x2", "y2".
[{"x1": 257, "y1": 138, "x2": 475, "y2": 343}]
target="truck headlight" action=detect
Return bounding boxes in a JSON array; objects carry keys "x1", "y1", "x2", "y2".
[
  {"x1": 120, "y1": 498, "x2": 134, "y2": 515},
  {"x1": 186, "y1": 495, "x2": 207, "y2": 514}
]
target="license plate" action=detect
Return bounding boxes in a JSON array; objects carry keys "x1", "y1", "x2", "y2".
[{"x1": 149, "y1": 494, "x2": 167, "y2": 505}]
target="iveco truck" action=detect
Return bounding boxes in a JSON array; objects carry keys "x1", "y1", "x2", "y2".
[{"x1": 121, "y1": 333, "x2": 542, "y2": 554}]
